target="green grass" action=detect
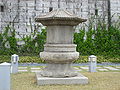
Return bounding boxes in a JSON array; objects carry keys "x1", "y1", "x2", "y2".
[{"x1": 11, "y1": 72, "x2": 120, "y2": 90}]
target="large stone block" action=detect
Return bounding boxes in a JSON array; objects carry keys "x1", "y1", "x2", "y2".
[
  {"x1": 46, "y1": 26, "x2": 74, "y2": 44},
  {"x1": 36, "y1": 72, "x2": 88, "y2": 85}
]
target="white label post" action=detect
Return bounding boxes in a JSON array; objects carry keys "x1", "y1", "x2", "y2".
[
  {"x1": 0, "y1": 62, "x2": 11, "y2": 90},
  {"x1": 89, "y1": 55, "x2": 97, "y2": 72},
  {"x1": 11, "y1": 54, "x2": 19, "y2": 74}
]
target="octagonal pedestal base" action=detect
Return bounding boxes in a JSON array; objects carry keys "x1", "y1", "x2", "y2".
[
  {"x1": 40, "y1": 63, "x2": 78, "y2": 78},
  {"x1": 36, "y1": 72, "x2": 88, "y2": 85}
]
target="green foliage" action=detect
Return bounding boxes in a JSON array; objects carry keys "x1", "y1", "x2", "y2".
[
  {"x1": 18, "y1": 28, "x2": 46, "y2": 56},
  {"x1": 35, "y1": 28, "x2": 46, "y2": 52},
  {"x1": 74, "y1": 30, "x2": 85, "y2": 54},
  {"x1": 0, "y1": 55, "x2": 119, "y2": 63},
  {"x1": 75, "y1": 56, "x2": 120, "y2": 63},
  {"x1": 0, "y1": 55, "x2": 11, "y2": 63},
  {"x1": 0, "y1": 25, "x2": 17, "y2": 55},
  {"x1": 0, "y1": 55, "x2": 45, "y2": 63},
  {"x1": 0, "y1": 20, "x2": 120, "y2": 63},
  {"x1": 19, "y1": 56, "x2": 45, "y2": 63},
  {"x1": 0, "y1": 33, "x2": 3, "y2": 47},
  {"x1": 74, "y1": 26, "x2": 120, "y2": 59},
  {"x1": 93, "y1": 26, "x2": 120, "y2": 57},
  {"x1": 0, "y1": 25, "x2": 46, "y2": 56}
]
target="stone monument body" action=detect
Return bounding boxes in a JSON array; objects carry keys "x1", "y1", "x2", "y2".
[{"x1": 35, "y1": 9, "x2": 88, "y2": 85}]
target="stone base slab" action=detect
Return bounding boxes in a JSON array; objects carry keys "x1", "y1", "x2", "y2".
[{"x1": 36, "y1": 72, "x2": 88, "y2": 85}]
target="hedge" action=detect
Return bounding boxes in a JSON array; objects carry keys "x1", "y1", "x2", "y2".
[
  {"x1": 0, "y1": 25, "x2": 120, "y2": 57},
  {"x1": 0, "y1": 55, "x2": 120, "y2": 63}
]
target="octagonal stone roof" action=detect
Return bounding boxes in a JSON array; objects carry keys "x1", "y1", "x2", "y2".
[{"x1": 35, "y1": 9, "x2": 87, "y2": 26}]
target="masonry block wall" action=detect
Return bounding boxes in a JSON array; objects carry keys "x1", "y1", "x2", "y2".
[
  {"x1": 111, "y1": 0, "x2": 120, "y2": 23},
  {"x1": 0, "y1": 0, "x2": 120, "y2": 36}
]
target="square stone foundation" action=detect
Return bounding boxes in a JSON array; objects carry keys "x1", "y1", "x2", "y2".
[{"x1": 36, "y1": 72, "x2": 88, "y2": 85}]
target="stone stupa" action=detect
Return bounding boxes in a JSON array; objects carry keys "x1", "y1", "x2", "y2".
[{"x1": 35, "y1": 9, "x2": 88, "y2": 85}]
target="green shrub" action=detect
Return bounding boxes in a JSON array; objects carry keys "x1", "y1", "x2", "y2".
[
  {"x1": 19, "y1": 56, "x2": 45, "y2": 63},
  {"x1": 74, "y1": 56, "x2": 120, "y2": 63},
  {"x1": 0, "y1": 25, "x2": 46, "y2": 56},
  {"x1": 0, "y1": 55, "x2": 119, "y2": 64},
  {"x1": 74, "y1": 26, "x2": 120, "y2": 59},
  {"x1": 0, "y1": 18, "x2": 120, "y2": 63},
  {"x1": 0, "y1": 55, "x2": 11, "y2": 63}
]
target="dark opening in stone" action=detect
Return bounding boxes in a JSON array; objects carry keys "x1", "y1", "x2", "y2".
[
  {"x1": 49, "y1": 7, "x2": 53, "y2": 12},
  {"x1": 0, "y1": 5, "x2": 4, "y2": 12}
]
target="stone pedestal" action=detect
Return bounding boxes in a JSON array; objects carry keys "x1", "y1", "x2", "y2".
[
  {"x1": 36, "y1": 73, "x2": 88, "y2": 85},
  {"x1": 35, "y1": 9, "x2": 88, "y2": 85}
]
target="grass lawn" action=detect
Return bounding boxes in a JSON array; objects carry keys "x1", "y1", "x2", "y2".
[{"x1": 11, "y1": 72, "x2": 120, "y2": 90}]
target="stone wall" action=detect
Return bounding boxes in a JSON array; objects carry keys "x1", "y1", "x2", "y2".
[
  {"x1": 0, "y1": 0, "x2": 120, "y2": 36},
  {"x1": 111, "y1": 0, "x2": 120, "y2": 23}
]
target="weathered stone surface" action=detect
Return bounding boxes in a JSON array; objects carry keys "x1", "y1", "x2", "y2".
[
  {"x1": 38, "y1": 11, "x2": 81, "y2": 78},
  {"x1": 18, "y1": 70, "x2": 28, "y2": 72},
  {"x1": 80, "y1": 67, "x2": 89, "y2": 70},
  {"x1": 96, "y1": 67, "x2": 102, "y2": 69},
  {"x1": 104, "y1": 67, "x2": 119, "y2": 71},
  {"x1": 35, "y1": 9, "x2": 87, "y2": 26},
  {"x1": 40, "y1": 52, "x2": 79, "y2": 63},
  {"x1": 39, "y1": 64, "x2": 78, "y2": 78},
  {"x1": 98, "y1": 69, "x2": 108, "y2": 71},
  {"x1": 44, "y1": 44, "x2": 77, "y2": 52},
  {"x1": 31, "y1": 70, "x2": 41, "y2": 73},
  {"x1": 1, "y1": 0, "x2": 120, "y2": 34},
  {"x1": 31, "y1": 68, "x2": 41, "y2": 70},
  {"x1": 36, "y1": 72, "x2": 88, "y2": 85},
  {"x1": 18, "y1": 67, "x2": 27, "y2": 69},
  {"x1": 46, "y1": 26, "x2": 74, "y2": 44},
  {"x1": 35, "y1": 9, "x2": 88, "y2": 84}
]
